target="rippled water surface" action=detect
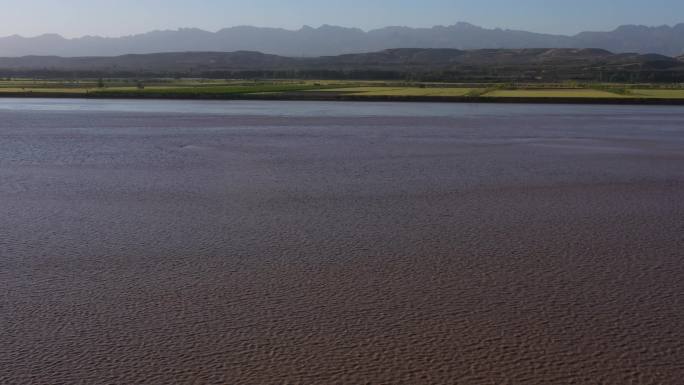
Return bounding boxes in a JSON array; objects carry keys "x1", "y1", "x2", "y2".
[{"x1": 2, "y1": 99, "x2": 684, "y2": 384}]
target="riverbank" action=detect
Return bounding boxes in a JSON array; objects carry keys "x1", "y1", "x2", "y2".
[{"x1": 3, "y1": 90, "x2": 684, "y2": 105}]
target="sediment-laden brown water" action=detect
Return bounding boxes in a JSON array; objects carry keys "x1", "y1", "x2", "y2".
[{"x1": 1, "y1": 100, "x2": 683, "y2": 384}]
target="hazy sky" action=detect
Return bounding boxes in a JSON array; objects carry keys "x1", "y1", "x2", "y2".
[{"x1": 2, "y1": 0, "x2": 683, "y2": 38}]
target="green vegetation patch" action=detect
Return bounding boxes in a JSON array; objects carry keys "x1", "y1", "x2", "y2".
[
  {"x1": 484, "y1": 89, "x2": 632, "y2": 98},
  {"x1": 320, "y1": 86, "x2": 475, "y2": 96},
  {"x1": 631, "y1": 89, "x2": 684, "y2": 99},
  {"x1": 93, "y1": 84, "x2": 323, "y2": 97},
  {"x1": 0, "y1": 87, "x2": 88, "y2": 94}
]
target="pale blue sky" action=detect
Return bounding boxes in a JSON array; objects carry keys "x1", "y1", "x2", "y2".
[{"x1": 2, "y1": 0, "x2": 683, "y2": 37}]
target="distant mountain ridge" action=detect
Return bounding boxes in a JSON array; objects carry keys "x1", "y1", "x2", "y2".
[{"x1": 1, "y1": 22, "x2": 684, "y2": 57}]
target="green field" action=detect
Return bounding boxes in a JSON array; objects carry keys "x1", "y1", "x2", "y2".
[
  {"x1": 0, "y1": 78, "x2": 317, "y2": 90},
  {"x1": 92, "y1": 84, "x2": 323, "y2": 96},
  {"x1": 483, "y1": 89, "x2": 631, "y2": 98},
  {"x1": 318, "y1": 86, "x2": 684, "y2": 99},
  {"x1": 0, "y1": 81, "x2": 327, "y2": 96},
  {"x1": 631, "y1": 89, "x2": 684, "y2": 98},
  {"x1": 1, "y1": 79, "x2": 684, "y2": 102},
  {"x1": 0, "y1": 87, "x2": 89, "y2": 94},
  {"x1": 320, "y1": 87, "x2": 474, "y2": 96}
]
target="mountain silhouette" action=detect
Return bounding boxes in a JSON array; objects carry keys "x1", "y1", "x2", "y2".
[{"x1": 1, "y1": 22, "x2": 684, "y2": 57}]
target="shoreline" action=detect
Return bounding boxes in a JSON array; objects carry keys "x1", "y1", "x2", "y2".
[{"x1": 2, "y1": 91, "x2": 684, "y2": 105}]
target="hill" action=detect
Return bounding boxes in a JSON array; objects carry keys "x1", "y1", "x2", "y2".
[
  {"x1": 1, "y1": 23, "x2": 684, "y2": 58},
  {"x1": 1, "y1": 48, "x2": 683, "y2": 83}
]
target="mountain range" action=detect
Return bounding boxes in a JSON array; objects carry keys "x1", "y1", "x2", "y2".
[{"x1": 1, "y1": 22, "x2": 684, "y2": 57}]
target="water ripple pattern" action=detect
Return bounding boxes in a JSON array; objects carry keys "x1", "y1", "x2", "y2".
[{"x1": 1, "y1": 100, "x2": 683, "y2": 384}]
